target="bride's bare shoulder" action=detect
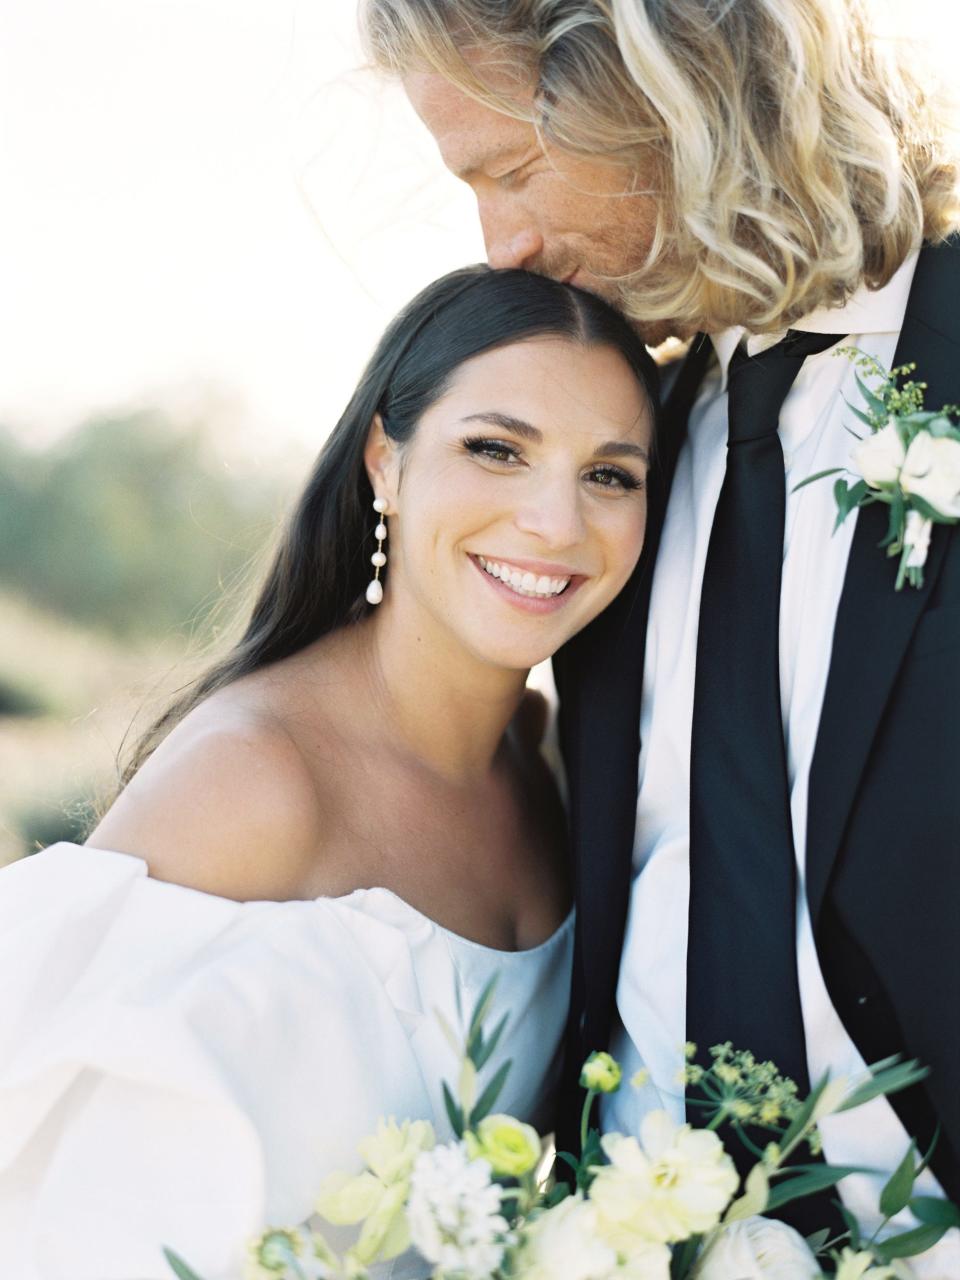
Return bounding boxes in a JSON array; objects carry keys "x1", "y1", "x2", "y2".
[{"x1": 87, "y1": 682, "x2": 328, "y2": 902}]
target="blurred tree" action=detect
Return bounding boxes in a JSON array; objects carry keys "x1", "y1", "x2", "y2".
[{"x1": 0, "y1": 415, "x2": 287, "y2": 639}]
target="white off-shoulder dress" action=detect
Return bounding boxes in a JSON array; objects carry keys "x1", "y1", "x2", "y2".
[{"x1": 0, "y1": 843, "x2": 574, "y2": 1280}]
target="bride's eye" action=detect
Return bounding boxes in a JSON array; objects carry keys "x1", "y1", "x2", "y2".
[
  {"x1": 463, "y1": 436, "x2": 523, "y2": 466},
  {"x1": 585, "y1": 464, "x2": 643, "y2": 492}
]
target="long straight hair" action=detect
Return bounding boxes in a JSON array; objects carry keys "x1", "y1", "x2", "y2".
[{"x1": 120, "y1": 265, "x2": 658, "y2": 785}]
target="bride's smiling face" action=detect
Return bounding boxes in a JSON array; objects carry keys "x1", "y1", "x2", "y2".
[{"x1": 367, "y1": 337, "x2": 652, "y2": 671}]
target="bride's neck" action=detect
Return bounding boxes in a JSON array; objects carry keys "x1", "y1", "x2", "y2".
[{"x1": 352, "y1": 599, "x2": 528, "y2": 784}]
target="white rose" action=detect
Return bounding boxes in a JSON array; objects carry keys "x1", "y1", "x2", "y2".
[
  {"x1": 900, "y1": 432, "x2": 960, "y2": 517},
  {"x1": 514, "y1": 1196, "x2": 619, "y2": 1280},
  {"x1": 852, "y1": 421, "x2": 906, "y2": 488},
  {"x1": 693, "y1": 1216, "x2": 820, "y2": 1279}
]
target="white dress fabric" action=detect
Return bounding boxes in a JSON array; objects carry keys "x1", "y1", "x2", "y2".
[{"x1": 0, "y1": 844, "x2": 574, "y2": 1280}]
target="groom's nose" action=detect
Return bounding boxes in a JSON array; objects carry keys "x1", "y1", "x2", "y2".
[{"x1": 479, "y1": 208, "x2": 544, "y2": 271}]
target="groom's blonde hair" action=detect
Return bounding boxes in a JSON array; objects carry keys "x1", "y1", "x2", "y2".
[{"x1": 361, "y1": 0, "x2": 960, "y2": 333}]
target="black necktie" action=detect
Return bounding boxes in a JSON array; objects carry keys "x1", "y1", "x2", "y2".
[{"x1": 687, "y1": 330, "x2": 844, "y2": 1098}]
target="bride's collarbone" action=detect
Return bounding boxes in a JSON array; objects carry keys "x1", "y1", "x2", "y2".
[{"x1": 297, "y1": 745, "x2": 570, "y2": 951}]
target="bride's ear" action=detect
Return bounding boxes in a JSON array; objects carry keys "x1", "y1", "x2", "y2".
[{"x1": 363, "y1": 414, "x2": 401, "y2": 512}]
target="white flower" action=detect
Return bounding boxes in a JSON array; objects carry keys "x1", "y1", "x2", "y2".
[
  {"x1": 407, "y1": 1142, "x2": 509, "y2": 1279},
  {"x1": 514, "y1": 1195, "x2": 671, "y2": 1280},
  {"x1": 904, "y1": 510, "x2": 933, "y2": 570},
  {"x1": 615, "y1": 1241, "x2": 673, "y2": 1280},
  {"x1": 693, "y1": 1216, "x2": 820, "y2": 1279},
  {"x1": 852, "y1": 421, "x2": 906, "y2": 488},
  {"x1": 589, "y1": 1112, "x2": 739, "y2": 1247},
  {"x1": 514, "y1": 1196, "x2": 619, "y2": 1280},
  {"x1": 900, "y1": 431, "x2": 960, "y2": 517}
]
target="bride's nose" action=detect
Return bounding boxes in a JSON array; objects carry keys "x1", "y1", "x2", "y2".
[{"x1": 512, "y1": 474, "x2": 586, "y2": 549}]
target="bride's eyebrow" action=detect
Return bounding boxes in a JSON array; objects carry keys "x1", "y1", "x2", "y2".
[{"x1": 460, "y1": 411, "x2": 541, "y2": 441}]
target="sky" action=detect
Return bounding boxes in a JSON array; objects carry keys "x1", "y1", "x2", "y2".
[
  {"x1": 0, "y1": 0, "x2": 954, "y2": 463},
  {"x1": 0, "y1": 0, "x2": 482, "y2": 461}
]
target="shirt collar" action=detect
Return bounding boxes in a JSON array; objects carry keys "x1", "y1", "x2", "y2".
[{"x1": 708, "y1": 250, "x2": 920, "y2": 391}]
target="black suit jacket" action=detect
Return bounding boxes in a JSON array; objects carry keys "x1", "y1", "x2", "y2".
[{"x1": 553, "y1": 237, "x2": 960, "y2": 1203}]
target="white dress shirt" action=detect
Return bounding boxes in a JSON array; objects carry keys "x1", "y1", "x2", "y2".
[{"x1": 604, "y1": 253, "x2": 959, "y2": 1274}]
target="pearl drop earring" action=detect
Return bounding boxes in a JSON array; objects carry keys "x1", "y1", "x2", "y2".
[{"x1": 366, "y1": 497, "x2": 388, "y2": 605}]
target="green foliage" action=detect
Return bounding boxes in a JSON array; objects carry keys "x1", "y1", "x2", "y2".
[
  {"x1": 0, "y1": 415, "x2": 285, "y2": 640},
  {"x1": 162, "y1": 1248, "x2": 207, "y2": 1280}
]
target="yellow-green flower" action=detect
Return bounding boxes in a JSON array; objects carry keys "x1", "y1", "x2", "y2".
[
  {"x1": 833, "y1": 1247, "x2": 908, "y2": 1280},
  {"x1": 580, "y1": 1051, "x2": 623, "y2": 1094},
  {"x1": 357, "y1": 1117, "x2": 435, "y2": 1184},
  {"x1": 465, "y1": 1113, "x2": 542, "y2": 1178},
  {"x1": 244, "y1": 1228, "x2": 305, "y2": 1279}
]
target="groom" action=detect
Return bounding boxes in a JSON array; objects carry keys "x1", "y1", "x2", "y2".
[{"x1": 362, "y1": 0, "x2": 960, "y2": 1249}]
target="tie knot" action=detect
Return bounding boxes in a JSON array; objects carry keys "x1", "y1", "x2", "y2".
[{"x1": 727, "y1": 330, "x2": 845, "y2": 445}]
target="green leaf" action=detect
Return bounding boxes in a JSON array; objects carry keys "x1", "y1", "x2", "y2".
[
  {"x1": 836, "y1": 1059, "x2": 929, "y2": 1113},
  {"x1": 915, "y1": 1126, "x2": 940, "y2": 1179},
  {"x1": 847, "y1": 479, "x2": 869, "y2": 508},
  {"x1": 473, "y1": 1012, "x2": 509, "y2": 1071},
  {"x1": 163, "y1": 1249, "x2": 208, "y2": 1280},
  {"x1": 924, "y1": 414, "x2": 957, "y2": 438},
  {"x1": 880, "y1": 1141, "x2": 916, "y2": 1218},
  {"x1": 839, "y1": 1203, "x2": 862, "y2": 1250},
  {"x1": 792, "y1": 467, "x2": 843, "y2": 493},
  {"x1": 766, "y1": 1164, "x2": 868, "y2": 1211},
  {"x1": 779, "y1": 1074, "x2": 829, "y2": 1152},
  {"x1": 805, "y1": 1228, "x2": 831, "y2": 1254},
  {"x1": 467, "y1": 975, "x2": 499, "y2": 1051},
  {"x1": 670, "y1": 1234, "x2": 703, "y2": 1280},
  {"x1": 471, "y1": 1059, "x2": 512, "y2": 1125},
  {"x1": 873, "y1": 1223, "x2": 949, "y2": 1261},
  {"x1": 880, "y1": 491, "x2": 904, "y2": 549},
  {"x1": 855, "y1": 371, "x2": 887, "y2": 418},
  {"x1": 909, "y1": 1196, "x2": 960, "y2": 1228},
  {"x1": 443, "y1": 1081, "x2": 464, "y2": 1137},
  {"x1": 843, "y1": 399, "x2": 879, "y2": 429},
  {"x1": 544, "y1": 1181, "x2": 572, "y2": 1208}
]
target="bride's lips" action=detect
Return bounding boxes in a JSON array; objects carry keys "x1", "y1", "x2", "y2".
[{"x1": 467, "y1": 553, "x2": 587, "y2": 616}]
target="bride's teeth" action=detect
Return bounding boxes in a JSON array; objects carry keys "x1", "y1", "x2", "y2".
[{"x1": 476, "y1": 555, "x2": 571, "y2": 597}]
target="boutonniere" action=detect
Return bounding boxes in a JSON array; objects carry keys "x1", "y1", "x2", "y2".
[{"x1": 797, "y1": 348, "x2": 960, "y2": 588}]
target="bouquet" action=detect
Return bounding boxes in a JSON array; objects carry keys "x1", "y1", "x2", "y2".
[{"x1": 165, "y1": 979, "x2": 959, "y2": 1280}]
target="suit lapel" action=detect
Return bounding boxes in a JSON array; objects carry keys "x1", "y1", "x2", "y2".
[
  {"x1": 570, "y1": 337, "x2": 713, "y2": 1045},
  {"x1": 806, "y1": 238, "x2": 960, "y2": 924}
]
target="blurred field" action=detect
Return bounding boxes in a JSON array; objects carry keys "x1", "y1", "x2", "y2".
[{"x1": 0, "y1": 409, "x2": 293, "y2": 865}]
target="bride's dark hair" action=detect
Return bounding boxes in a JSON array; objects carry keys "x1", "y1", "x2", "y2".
[{"x1": 121, "y1": 265, "x2": 658, "y2": 784}]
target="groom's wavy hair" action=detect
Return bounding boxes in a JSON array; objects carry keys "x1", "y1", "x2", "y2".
[
  {"x1": 119, "y1": 265, "x2": 657, "y2": 787},
  {"x1": 360, "y1": 0, "x2": 960, "y2": 333}
]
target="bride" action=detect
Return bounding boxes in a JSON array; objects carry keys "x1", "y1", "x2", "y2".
[{"x1": 0, "y1": 265, "x2": 656, "y2": 1279}]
